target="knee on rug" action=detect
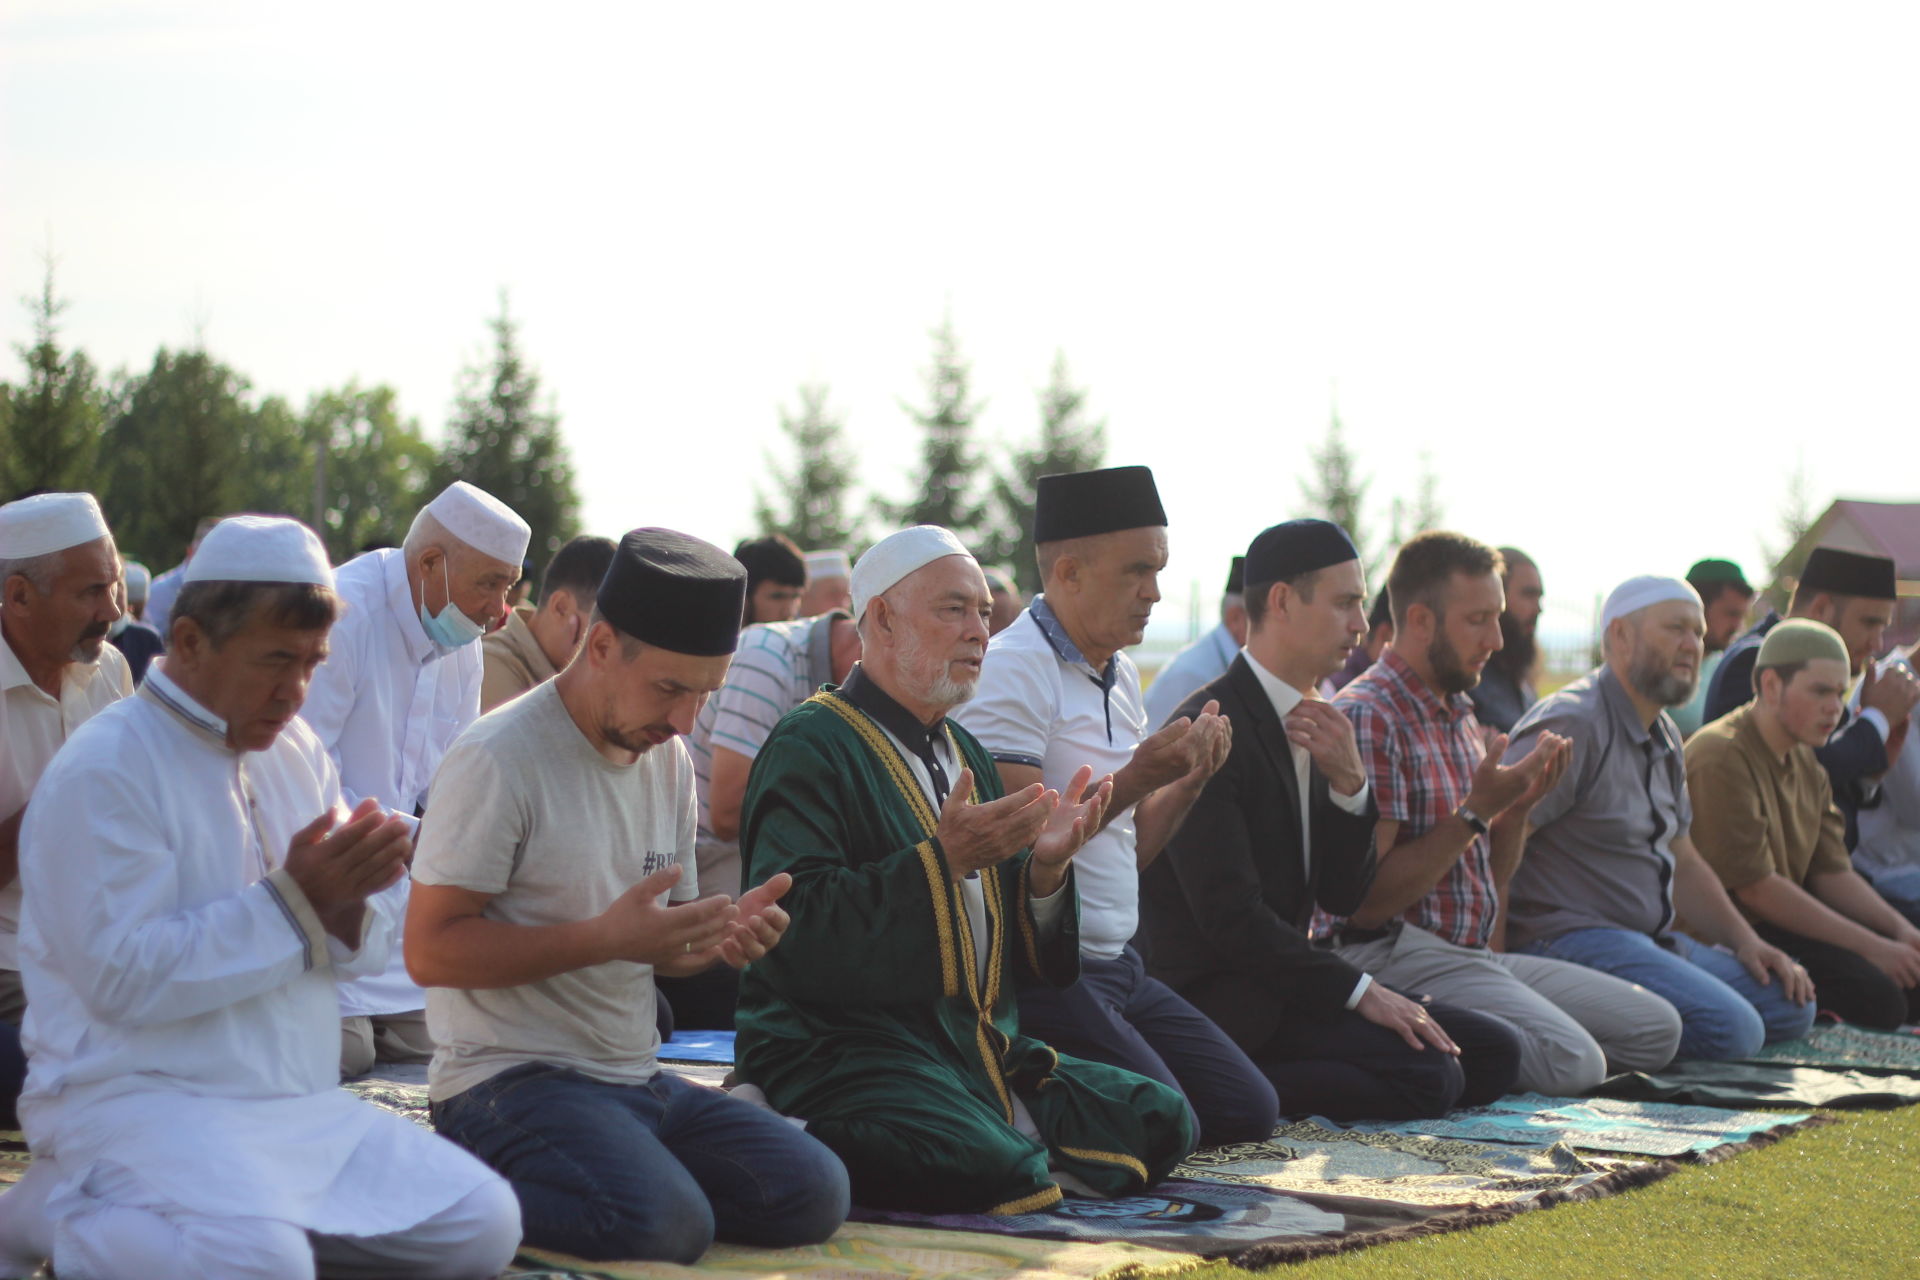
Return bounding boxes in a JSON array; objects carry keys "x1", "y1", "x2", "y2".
[
  {"x1": 58, "y1": 1206, "x2": 317, "y2": 1280},
  {"x1": 556, "y1": 1182, "x2": 716, "y2": 1265},
  {"x1": 409, "y1": 1180, "x2": 524, "y2": 1280},
  {"x1": 1193, "y1": 1080, "x2": 1280, "y2": 1147},
  {"x1": 1517, "y1": 1031, "x2": 1609, "y2": 1096},
  {"x1": 808, "y1": 1115, "x2": 1048, "y2": 1214},
  {"x1": 1677, "y1": 998, "x2": 1768, "y2": 1063},
  {"x1": 738, "y1": 1137, "x2": 850, "y2": 1247}
]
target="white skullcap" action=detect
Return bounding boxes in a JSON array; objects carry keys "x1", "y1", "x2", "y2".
[
  {"x1": 123, "y1": 561, "x2": 151, "y2": 601},
  {"x1": 850, "y1": 526, "x2": 973, "y2": 621},
  {"x1": 423, "y1": 481, "x2": 532, "y2": 566},
  {"x1": 0, "y1": 492, "x2": 110, "y2": 559},
  {"x1": 184, "y1": 516, "x2": 335, "y2": 589},
  {"x1": 804, "y1": 549, "x2": 852, "y2": 579},
  {"x1": 1600, "y1": 574, "x2": 1702, "y2": 631}
]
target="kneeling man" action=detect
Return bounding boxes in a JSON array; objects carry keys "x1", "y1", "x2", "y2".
[
  {"x1": 6, "y1": 516, "x2": 518, "y2": 1280},
  {"x1": 409, "y1": 529, "x2": 850, "y2": 1262},
  {"x1": 737, "y1": 526, "x2": 1194, "y2": 1215}
]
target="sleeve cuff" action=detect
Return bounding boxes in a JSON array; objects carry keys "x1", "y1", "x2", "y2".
[
  {"x1": 1028, "y1": 878, "x2": 1071, "y2": 937},
  {"x1": 1330, "y1": 779, "x2": 1370, "y2": 814},
  {"x1": 991, "y1": 752, "x2": 1045, "y2": 769},
  {"x1": 263, "y1": 867, "x2": 332, "y2": 971},
  {"x1": 1860, "y1": 707, "x2": 1891, "y2": 742},
  {"x1": 1345, "y1": 972, "x2": 1373, "y2": 1009}
]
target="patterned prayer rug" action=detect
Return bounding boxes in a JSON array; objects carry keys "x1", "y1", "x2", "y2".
[
  {"x1": 1592, "y1": 1060, "x2": 1920, "y2": 1110},
  {"x1": 1340, "y1": 1093, "x2": 1818, "y2": 1159},
  {"x1": 1743, "y1": 1022, "x2": 1920, "y2": 1073}
]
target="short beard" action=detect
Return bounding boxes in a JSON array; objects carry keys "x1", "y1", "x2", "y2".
[
  {"x1": 71, "y1": 630, "x2": 110, "y2": 663},
  {"x1": 1489, "y1": 612, "x2": 1537, "y2": 679},
  {"x1": 895, "y1": 625, "x2": 978, "y2": 712},
  {"x1": 1628, "y1": 646, "x2": 1697, "y2": 708},
  {"x1": 1427, "y1": 629, "x2": 1479, "y2": 696}
]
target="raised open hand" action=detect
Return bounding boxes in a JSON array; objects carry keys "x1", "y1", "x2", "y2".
[{"x1": 936, "y1": 767, "x2": 1059, "y2": 881}]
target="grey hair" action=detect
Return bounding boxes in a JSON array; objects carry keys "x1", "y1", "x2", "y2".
[
  {"x1": 0, "y1": 552, "x2": 63, "y2": 596},
  {"x1": 401, "y1": 509, "x2": 451, "y2": 560}
]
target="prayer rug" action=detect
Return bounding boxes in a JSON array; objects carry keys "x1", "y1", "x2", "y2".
[
  {"x1": 1592, "y1": 1060, "x2": 1920, "y2": 1110},
  {"x1": 1742, "y1": 1022, "x2": 1920, "y2": 1074},
  {"x1": 1341, "y1": 1093, "x2": 1818, "y2": 1159},
  {"x1": 658, "y1": 1029, "x2": 737, "y2": 1064},
  {"x1": 1165, "y1": 1119, "x2": 1657, "y2": 1210}
]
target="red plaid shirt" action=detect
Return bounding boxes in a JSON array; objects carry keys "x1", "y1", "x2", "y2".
[{"x1": 1328, "y1": 648, "x2": 1498, "y2": 949}]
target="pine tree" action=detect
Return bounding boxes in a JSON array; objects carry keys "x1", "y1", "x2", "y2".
[
  {"x1": 1382, "y1": 451, "x2": 1444, "y2": 569},
  {"x1": 989, "y1": 352, "x2": 1107, "y2": 595},
  {"x1": 0, "y1": 259, "x2": 104, "y2": 498},
  {"x1": 304, "y1": 383, "x2": 435, "y2": 560},
  {"x1": 431, "y1": 294, "x2": 579, "y2": 562},
  {"x1": 876, "y1": 317, "x2": 988, "y2": 543},
  {"x1": 1766, "y1": 456, "x2": 1818, "y2": 609},
  {"x1": 1299, "y1": 407, "x2": 1370, "y2": 561},
  {"x1": 754, "y1": 383, "x2": 861, "y2": 552}
]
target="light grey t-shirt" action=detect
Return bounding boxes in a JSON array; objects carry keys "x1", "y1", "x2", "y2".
[{"x1": 415, "y1": 681, "x2": 698, "y2": 1102}]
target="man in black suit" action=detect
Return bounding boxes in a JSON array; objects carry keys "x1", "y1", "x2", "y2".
[
  {"x1": 1702, "y1": 547, "x2": 1920, "y2": 849},
  {"x1": 1142, "y1": 519, "x2": 1521, "y2": 1120}
]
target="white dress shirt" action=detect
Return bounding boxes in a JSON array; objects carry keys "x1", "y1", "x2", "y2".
[
  {"x1": 0, "y1": 626, "x2": 133, "y2": 969},
  {"x1": 17, "y1": 666, "x2": 495, "y2": 1234},
  {"x1": 301, "y1": 548, "x2": 483, "y2": 1017},
  {"x1": 1243, "y1": 648, "x2": 1375, "y2": 1008}
]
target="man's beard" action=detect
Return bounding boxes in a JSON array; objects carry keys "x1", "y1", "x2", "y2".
[
  {"x1": 1628, "y1": 645, "x2": 1697, "y2": 708},
  {"x1": 70, "y1": 622, "x2": 111, "y2": 663},
  {"x1": 1489, "y1": 612, "x2": 1537, "y2": 679},
  {"x1": 1427, "y1": 629, "x2": 1480, "y2": 696},
  {"x1": 896, "y1": 626, "x2": 979, "y2": 711}
]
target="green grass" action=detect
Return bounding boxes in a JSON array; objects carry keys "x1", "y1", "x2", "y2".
[{"x1": 1153, "y1": 1104, "x2": 1920, "y2": 1280}]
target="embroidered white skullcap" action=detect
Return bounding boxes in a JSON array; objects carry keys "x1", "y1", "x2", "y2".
[
  {"x1": 421, "y1": 481, "x2": 531, "y2": 566},
  {"x1": 850, "y1": 526, "x2": 974, "y2": 621},
  {"x1": 184, "y1": 516, "x2": 335, "y2": 588},
  {"x1": 1600, "y1": 574, "x2": 1702, "y2": 631},
  {"x1": 804, "y1": 548, "x2": 852, "y2": 579},
  {"x1": 0, "y1": 492, "x2": 110, "y2": 559},
  {"x1": 123, "y1": 561, "x2": 152, "y2": 602}
]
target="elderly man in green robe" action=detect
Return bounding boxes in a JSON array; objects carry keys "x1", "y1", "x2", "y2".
[{"x1": 736, "y1": 525, "x2": 1197, "y2": 1216}]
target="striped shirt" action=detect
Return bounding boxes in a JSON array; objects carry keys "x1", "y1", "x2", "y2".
[
  {"x1": 689, "y1": 613, "x2": 845, "y2": 844},
  {"x1": 1330, "y1": 647, "x2": 1498, "y2": 948}
]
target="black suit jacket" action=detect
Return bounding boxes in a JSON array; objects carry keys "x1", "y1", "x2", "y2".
[{"x1": 1139, "y1": 654, "x2": 1378, "y2": 1052}]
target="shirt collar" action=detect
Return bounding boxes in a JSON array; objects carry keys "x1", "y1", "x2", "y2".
[
  {"x1": 138, "y1": 662, "x2": 232, "y2": 748},
  {"x1": 1029, "y1": 595, "x2": 1116, "y2": 690},
  {"x1": 1378, "y1": 647, "x2": 1471, "y2": 722},
  {"x1": 1243, "y1": 647, "x2": 1306, "y2": 721},
  {"x1": 1595, "y1": 664, "x2": 1654, "y2": 746},
  {"x1": 380, "y1": 547, "x2": 438, "y2": 665},
  {"x1": 0, "y1": 623, "x2": 34, "y2": 695},
  {"x1": 838, "y1": 661, "x2": 945, "y2": 756}
]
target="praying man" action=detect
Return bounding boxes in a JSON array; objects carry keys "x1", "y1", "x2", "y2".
[
  {"x1": 735, "y1": 525, "x2": 1196, "y2": 1216},
  {"x1": 0, "y1": 516, "x2": 518, "y2": 1280}
]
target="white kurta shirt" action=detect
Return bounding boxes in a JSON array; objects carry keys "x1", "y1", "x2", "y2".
[
  {"x1": 302, "y1": 548, "x2": 483, "y2": 1017},
  {"x1": 17, "y1": 666, "x2": 495, "y2": 1234},
  {"x1": 0, "y1": 623, "x2": 133, "y2": 970}
]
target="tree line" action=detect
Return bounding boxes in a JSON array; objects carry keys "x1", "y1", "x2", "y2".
[{"x1": 0, "y1": 264, "x2": 579, "y2": 572}]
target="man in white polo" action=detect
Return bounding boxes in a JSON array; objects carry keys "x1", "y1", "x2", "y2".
[{"x1": 302, "y1": 481, "x2": 532, "y2": 1077}]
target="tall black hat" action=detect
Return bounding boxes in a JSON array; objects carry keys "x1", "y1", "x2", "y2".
[
  {"x1": 1032, "y1": 466, "x2": 1167, "y2": 544},
  {"x1": 1800, "y1": 547, "x2": 1896, "y2": 601},
  {"x1": 597, "y1": 528, "x2": 747, "y2": 656}
]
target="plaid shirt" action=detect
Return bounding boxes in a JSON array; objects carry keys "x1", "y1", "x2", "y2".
[{"x1": 1328, "y1": 648, "x2": 1498, "y2": 948}]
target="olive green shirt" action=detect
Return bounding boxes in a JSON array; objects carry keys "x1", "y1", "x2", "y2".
[{"x1": 1684, "y1": 703, "x2": 1850, "y2": 918}]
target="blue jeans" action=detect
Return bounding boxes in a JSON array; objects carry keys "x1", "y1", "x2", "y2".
[
  {"x1": 1865, "y1": 865, "x2": 1920, "y2": 930},
  {"x1": 431, "y1": 1065, "x2": 849, "y2": 1263},
  {"x1": 1520, "y1": 928, "x2": 1815, "y2": 1061}
]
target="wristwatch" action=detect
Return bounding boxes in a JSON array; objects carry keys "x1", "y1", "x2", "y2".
[{"x1": 1455, "y1": 804, "x2": 1490, "y2": 837}]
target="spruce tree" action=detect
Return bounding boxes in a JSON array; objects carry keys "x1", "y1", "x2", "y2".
[
  {"x1": 1299, "y1": 407, "x2": 1370, "y2": 562},
  {"x1": 876, "y1": 317, "x2": 988, "y2": 544},
  {"x1": 989, "y1": 352, "x2": 1107, "y2": 595},
  {"x1": 0, "y1": 260, "x2": 104, "y2": 498},
  {"x1": 754, "y1": 383, "x2": 861, "y2": 551}
]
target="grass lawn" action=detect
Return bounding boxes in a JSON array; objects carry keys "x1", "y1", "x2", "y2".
[{"x1": 1152, "y1": 1103, "x2": 1919, "y2": 1280}]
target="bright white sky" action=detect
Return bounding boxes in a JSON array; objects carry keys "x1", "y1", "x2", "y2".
[{"x1": 6, "y1": 2, "x2": 1918, "y2": 647}]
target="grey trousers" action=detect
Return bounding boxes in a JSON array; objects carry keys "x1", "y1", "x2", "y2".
[
  {"x1": 1336, "y1": 922, "x2": 1683, "y2": 1094},
  {"x1": 339, "y1": 1010, "x2": 435, "y2": 1080}
]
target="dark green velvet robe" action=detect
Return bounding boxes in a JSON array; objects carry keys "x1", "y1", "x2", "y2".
[{"x1": 736, "y1": 688, "x2": 1194, "y2": 1215}]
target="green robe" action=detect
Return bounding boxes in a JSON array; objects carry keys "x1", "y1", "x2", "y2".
[{"x1": 736, "y1": 688, "x2": 1195, "y2": 1215}]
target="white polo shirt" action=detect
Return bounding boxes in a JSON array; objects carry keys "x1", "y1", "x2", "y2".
[{"x1": 957, "y1": 597, "x2": 1145, "y2": 960}]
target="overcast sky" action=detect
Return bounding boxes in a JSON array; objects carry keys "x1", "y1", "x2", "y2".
[{"x1": 7, "y1": 2, "x2": 1918, "y2": 645}]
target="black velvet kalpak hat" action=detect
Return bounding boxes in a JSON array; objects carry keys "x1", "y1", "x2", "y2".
[
  {"x1": 1800, "y1": 547, "x2": 1897, "y2": 601},
  {"x1": 1225, "y1": 556, "x2": 1246, "y2": 595},
  {"x1": 1032, "y1": 466, "x2": 1168, "y2": 543},
  {"x1": 1244, "y1": 519, "x2": 1360, "y2": 583},
  {"x1": 597, "y1": 528, "x2": 747, "y2": 656}
]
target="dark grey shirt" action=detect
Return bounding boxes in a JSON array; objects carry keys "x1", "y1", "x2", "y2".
[
  {"x1": 1469, "y1": 665, "x2": 1537, "y2": 733},
  {"x1": 1503, "y1": 665, "x2": 1691, "y2": 949}
]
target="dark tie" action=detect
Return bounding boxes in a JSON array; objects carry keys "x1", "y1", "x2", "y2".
[{"x1": 913, "y1": 734, "x2": 951, "y2": 807}]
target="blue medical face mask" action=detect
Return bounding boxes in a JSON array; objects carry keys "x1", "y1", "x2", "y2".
[{"x1": 418, "y1": 557, "x2": 487, "y2": 651}]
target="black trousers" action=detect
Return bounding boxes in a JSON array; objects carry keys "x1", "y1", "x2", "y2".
[
  {"x1": 1248, "y1": 992, "x2": 1522, "y2": 1121},
  {"x1": 1755, "y1": 922, "x2": 1920, "y2": 1030}
]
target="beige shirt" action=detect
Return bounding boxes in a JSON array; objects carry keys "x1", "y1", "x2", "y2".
[
  {"x1": 479, "y1": 605, "x2": 559, "y2": 713},
  {"x1": 415, "y1": 681, "x2": 699, "y2": 1101},
  {"x1": 0, "y1": 620, "x2": 134, "y2": 969},
  {"x1": 1684, "y1": 703, "x2": 1851, "y2": 918}
]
